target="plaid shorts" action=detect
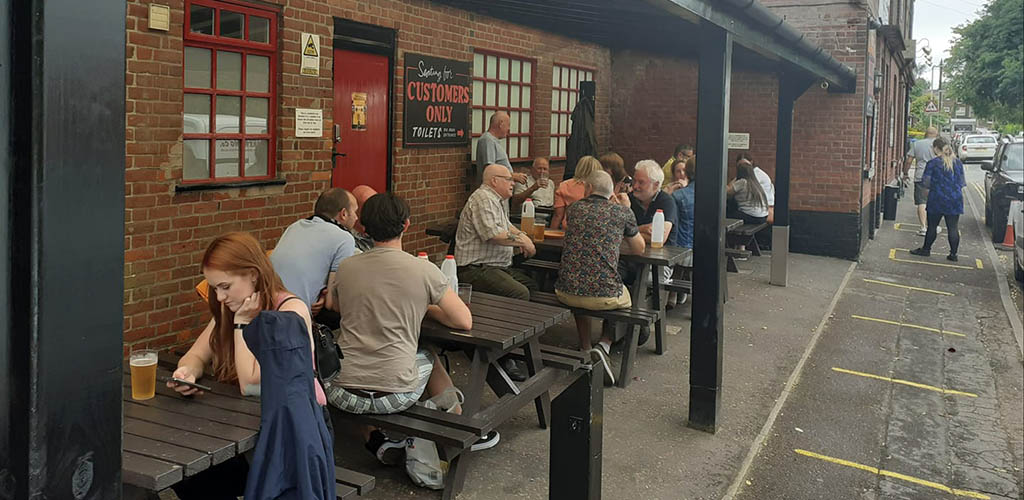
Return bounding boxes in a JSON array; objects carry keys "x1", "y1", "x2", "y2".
[{"x1": 326, "y1": 349, "x2": 433, "y2": 415}]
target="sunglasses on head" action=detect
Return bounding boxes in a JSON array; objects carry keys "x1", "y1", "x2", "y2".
[{"x1": 622, "y1": 176, "x2": 633, "y2": 186}]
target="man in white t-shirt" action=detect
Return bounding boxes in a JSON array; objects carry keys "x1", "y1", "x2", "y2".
[{"x1": 905, "y1": 127, "x2": 939, "y2": 236}]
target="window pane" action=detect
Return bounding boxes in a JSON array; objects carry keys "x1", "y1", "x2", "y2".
[
  {"x1": 250, "y1": 17, "x2": 270, "y2": 43},
  {"x1": 184, "y1": 94, "x2": 210, "y2": 133},
  {"x1": 550, "y1": 114, "x2": 558, "y2": 135},
  {"x1": 472, "y1": 109, "x2": 483, "y2": 134},
  {"x1": 471, "y1": 137, "x2": 479, "y2": 161},
  {"x1": 183, "y1": 140, "x2": 210, "y2": 180},
  {"x1": 560, "y1": 114, "x2": 568, "y2": 132},
  {"x1": 473, "y1": 53, "x2": 484, "y2": 77},
  {"x1": 509, "y1": 112, "x2": 519, "y2": 134},
  {"x1": 485, "y1": 82, "x2": 496, "y2": 106},
  {"x1": 561, "y1": 69, "x2": 569, "y2": 88},
  {"x1": 184, "y1": 47, "x2": 211, "y2": 89},
  {"x1": 486, "y1": 55, "x2": 497, "y2": 79},
  {"x1": 246, "y1": 54, "x2": 269, "y2": 93},
  {"x1": 521, "y1": 112, "x2": 530, "y2": 133},
  {"x1": 522, "y1": 62, "x2": 532, "y2": 82},
  {"x1": 215, "y1": 140, "x2": 241, "y2": 177},
  {"x1": 511, "y1": 60, "x2": 521, "y2": 82},
  {"x1": 571, "y1": 68, "x2": 578, "y2": 87},
  {"x1": 216, "y1": 95, "x2": 241, "y2": 133},
  {"x1": 472, "y1": 80, "x2": 483, "y2": 106},
  {"x1": 499, "y1": 58, "x2": 509, "y2": 80},
  {"x1": 509, "y1": 137, "x2": 519, "y2": 159},
  {"x1": 190, "y1": 5, "x2": 214, "y2": 35},
  {"x1": 552, "y1": 67, "x2": 560, "y2": 87},
  {"x1": 522, "y1": 86, "x2": 531, "y2": 108},
  {"x1": 550, "y1": 137, "x2": 558, "y2": 157},
  {"x1": 511, "y1": 85, "x2": 520, "y2": 108},
  {"x1": 520, "y1": 137, "x2": 529, "y2": 157},
  {"x1": 497, "y1": 83, "x2": 507, "y2": 107},
  {"x1": 220, "y1": 10, "x2": 244, "y2": 39},
  {"x1": 562, "y1": 90, "x2": 570, "y2": 111},
  {"x1": 246, "y1": 140, "x2": 269, "y2": 177},
  {"x1": 551, "y1": 90, "x2": 559, "y2": 112},
  {"x1": 217, "y1": 51, "x2": 242, "y2": 90},
  {"x1": 246, "y1": 97, "x2": 268, "y2": 134}
]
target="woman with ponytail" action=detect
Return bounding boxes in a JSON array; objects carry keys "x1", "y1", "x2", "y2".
[{"x1": 910, "y1": 136, "x2": 967, "y2": 261}]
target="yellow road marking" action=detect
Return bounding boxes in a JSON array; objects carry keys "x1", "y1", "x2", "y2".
[
  {"x1": 794, "y1": 449, "x2": 990, "y2": 499},
  {"x1": 972, "y1": 183, "x2": 985, "y2": 200},
  {"x1": 889, "y1": 248, "x2": 976, "y2": 270},
  {"x1": 851, "y1": 314, "x2": 965, "y2": 337},
  {"x1": 861, "y1": 278, "x2": 954, "y2": 296},
  {"x1": 895, "y1": 222, "x2": 922, "y2": 229},
  {"x1": 975, "y1": 258, "x2": 983, "y2": 269},
  {"x1": 831, "y1": 367, "x2": 977, "y2": 397}
]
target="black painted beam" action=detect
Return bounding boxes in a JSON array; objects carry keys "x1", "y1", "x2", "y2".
[
  {"x1": 770, "y1": 75, "x2": 813, "y2": 286},
  {"x1": 688, "y1": 20, "x2": 731, "y2": 434},
  {"x1": 3, "y1": 0, "x2": 125, "y2": 498},
  {"x1": 549, "y1": 366, "x2": 603, "y2": 500}
]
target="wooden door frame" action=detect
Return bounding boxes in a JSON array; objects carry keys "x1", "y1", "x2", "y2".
[{"x1": 332, "y1": 18, "x2": 396, "y2": 191}]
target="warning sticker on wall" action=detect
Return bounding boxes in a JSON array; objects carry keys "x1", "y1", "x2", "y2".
[
  {"x1": 351, "y1": 92, "x2": 367, "y2": 131},
  {"x1": 300, "y1": 33, "x2": 320, "y2": 76}
]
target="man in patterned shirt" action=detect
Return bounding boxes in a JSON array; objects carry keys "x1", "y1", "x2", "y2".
[
  {"x1": 555, "y1": 170, "x2": 645, "y2": 385},
  {"x1": 456, "y1": 164, "x2": 539, "y2": 381}
]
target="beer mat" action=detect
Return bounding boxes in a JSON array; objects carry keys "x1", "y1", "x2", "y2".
[{"x1": 544, "y1": 229, "x2": 564, "y2": 238}]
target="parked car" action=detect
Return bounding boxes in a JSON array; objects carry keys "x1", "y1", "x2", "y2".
[
  {"x1": 983, "y1": 141, "x2": 1024, "y2": 243},
  {"x1": 960, "y1": 134, "x2": 999, "y2": 162},
  {"x1": 1013, "y1": 196, "x2": 1023, "y2": 282}
]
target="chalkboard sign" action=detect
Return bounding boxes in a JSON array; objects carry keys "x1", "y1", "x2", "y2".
[{"x1": 403, "y1": 53, "x2": 471, "y2": 147}]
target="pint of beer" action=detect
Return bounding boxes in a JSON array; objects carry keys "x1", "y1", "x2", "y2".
[{"x1": 130, "y1": 349, "x2": 158, "y2": 400}]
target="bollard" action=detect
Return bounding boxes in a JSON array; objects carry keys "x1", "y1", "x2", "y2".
[{"x1": 549, "y1": 363, "x2": 604, "y2": 500}]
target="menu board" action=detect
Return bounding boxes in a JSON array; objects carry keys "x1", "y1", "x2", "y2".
[{"x1": 403, "y1": 53, "x2": 471, "y2": 147}]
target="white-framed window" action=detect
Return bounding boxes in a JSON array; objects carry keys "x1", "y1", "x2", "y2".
[
  {"x1": 471, "y1": 51, "x2": 534, "y2": 162},
  {"x1": 549, "y1": 64, "x2": 594, "y2": 160}
]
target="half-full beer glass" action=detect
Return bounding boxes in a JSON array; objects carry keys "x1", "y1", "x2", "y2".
[{"x1": 130, "y1": 348, "x2": 158, "y2": 400}]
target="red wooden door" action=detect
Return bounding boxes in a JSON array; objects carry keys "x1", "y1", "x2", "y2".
[{"x1": 333, "y1": 49, "x2": 389, "y2": 192}]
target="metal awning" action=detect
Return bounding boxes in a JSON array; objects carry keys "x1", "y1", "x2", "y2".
[{"x1": 431, "y1": 0, "x2": 857, "y2": 92}]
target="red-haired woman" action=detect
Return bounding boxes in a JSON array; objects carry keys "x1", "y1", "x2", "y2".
[{"x1": 169, "y1": 231, "x2": 327, "y2": 499}]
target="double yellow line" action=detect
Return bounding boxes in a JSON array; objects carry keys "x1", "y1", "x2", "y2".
[{"x1": 794, "y1": 449, "x2": 990, "y2": 498}]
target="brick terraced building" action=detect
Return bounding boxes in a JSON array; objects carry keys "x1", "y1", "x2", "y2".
[{"x1": 122, "y1": 0, "x2": 914, "y2": 351}]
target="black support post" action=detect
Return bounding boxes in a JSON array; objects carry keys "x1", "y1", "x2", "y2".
[
  {"x1": 770, "y1": 75, "x2": 812, "y2": 286},
  {"x1": 3, "y1": 0, "x2": 126, "y2": 498},
  {"x1": 688, "y1": 21, "x2": 731, "y2": 434},
  {"x1": 549, "y1": 365, "x2": 603, "y2": 500}
]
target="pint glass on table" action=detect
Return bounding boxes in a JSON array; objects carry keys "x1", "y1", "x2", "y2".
[{"x1": 130, "y1": 349, "x2": 158, "y2": 400}]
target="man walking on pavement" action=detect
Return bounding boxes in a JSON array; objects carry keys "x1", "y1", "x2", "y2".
[
  {"x1": 474, "y1": 111, "x2": 527, "y2": 188},
  {"x1": 905, "y1": 126, "x2": 940, "y2": 236}
]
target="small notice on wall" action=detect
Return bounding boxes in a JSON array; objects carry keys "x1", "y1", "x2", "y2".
[
  {"x1": 300, "y1": 33, "x2": 320, "y2": 76},
  {"x1": 295, "y1": 108, "x2": 323, "y2": 137},
  {"x1": 728, "y1": 133, "x2": 750, "y2": 150},
  {"x1": 351, "y1": 92, "x2": 367, "y2": 131}
]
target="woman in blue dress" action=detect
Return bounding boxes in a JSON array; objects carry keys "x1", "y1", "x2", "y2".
[{"x1": 910, "y1": 136, "x2": 966, "y2": 261}]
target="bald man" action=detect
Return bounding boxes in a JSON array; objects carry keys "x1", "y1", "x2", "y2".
[{"x1": 474, "y1": 111, "x2": 527, "y2": 188}]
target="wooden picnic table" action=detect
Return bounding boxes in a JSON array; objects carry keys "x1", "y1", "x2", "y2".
[
  {"x1": 121, "y1": 358, "x2": 375, "y2": 499},
  {"x1": 533, "y1": 237, "x2": 691, "y2": 354},
  {"x1": 417, "y1": 291, "x2": 571, "y2": 495}
]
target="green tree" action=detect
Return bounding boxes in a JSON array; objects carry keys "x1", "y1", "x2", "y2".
[{"x1": 946, "y1": 0, "x2": 1024, "y2": 123}]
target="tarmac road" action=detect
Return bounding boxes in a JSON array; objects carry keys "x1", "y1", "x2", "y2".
[{"x1": 734, "y1": 163, "x2": 1024, "y2": 500}]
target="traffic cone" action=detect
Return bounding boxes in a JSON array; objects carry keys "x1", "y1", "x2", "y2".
[{"x1": 1002, "y1": 200, "x2": 1019, "y2": 249}]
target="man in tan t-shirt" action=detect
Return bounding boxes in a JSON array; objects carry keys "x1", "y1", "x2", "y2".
[{"x1": 327, "y1": 192, "x2": 500, "y2": 464}]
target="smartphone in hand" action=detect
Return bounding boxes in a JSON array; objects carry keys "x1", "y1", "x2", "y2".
[{"x1": 166, "y1": 377, "x2": 212, "y2": 393}]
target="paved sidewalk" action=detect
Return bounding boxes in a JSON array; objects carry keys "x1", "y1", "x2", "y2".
[
  {"x1": 333, "y1": 251, "x2": 854, "y2": 499},
  {"x1": 735, "y1": 184, "x2": 1024, "y2": 499}
]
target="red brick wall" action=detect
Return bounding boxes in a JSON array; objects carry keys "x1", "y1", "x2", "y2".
[{"x1": 124, "y1": 0, "x2": 612, "y2": 351}]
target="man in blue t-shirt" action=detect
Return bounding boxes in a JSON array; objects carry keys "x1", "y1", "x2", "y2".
[
  {"x1": 270, "y1": 188, "x2": 357, "y2": 329},
  {"x1": 628, "y1": 159, "x2": 680, "y2": 248}
]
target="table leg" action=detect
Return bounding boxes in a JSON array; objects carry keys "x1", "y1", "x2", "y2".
[
  {"x1": 618, "y1": 323, "x2": 638, "y2": 388},
  {"x1": 522, "y1": 338, "x2": 551, "y2": 429},
  {"x1": 462, "y1": 348, "x2": 491, "y2": 416},
  {"x1": 651, "y1": 264, "x2": 667, "y2": 355},
  {"x1": 442, "y1": 446, "x2": 472, "y2": 500}
]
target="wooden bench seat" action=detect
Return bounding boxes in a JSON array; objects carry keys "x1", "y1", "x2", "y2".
[
  {"x1": 529, "y1": 290, "x2": 659, "y2": 388},
  {"x1": 727, "y1": 222, "x2": 768, "y2": 256},
  {"x1": 724, "y1": 247, "x2": 752, "y2": 273},
  {"x1": 662, "y1": 278, "x2": 692, "y2": 294},
  {"x1": 517, "y1": 258, "x2": 560, "y2": 290}
]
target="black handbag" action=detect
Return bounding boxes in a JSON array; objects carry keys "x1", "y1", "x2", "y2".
[{"x1": 311, "y1": 322, "x2": 343, "y2": 387}]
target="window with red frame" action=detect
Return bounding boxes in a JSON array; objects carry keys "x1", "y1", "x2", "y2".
[
  {"x1": 550, "y1": 64, "x2": 594, "y2": 160},
  {"x1": 471, "y1": 51, "x2": 534, "y2": 162},
  {"x1": 182, "y1": 0, "x2": 276, "y2": 182}
]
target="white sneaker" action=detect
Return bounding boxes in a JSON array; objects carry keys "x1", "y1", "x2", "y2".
[
  {"x1": 917, "y1": 228, "x2": 927, "y2": 236},
  {"x1": 936, "y1": 226, "x2": 943, "y2": 234},
  {"x1": 588, "y1": 346, "x2": 616, "y2": 386},
  {"x1": 470, "y1": 430, "x2": 500, "y2": 451}
]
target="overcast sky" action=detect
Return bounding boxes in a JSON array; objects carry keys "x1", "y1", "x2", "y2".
[{"x1": 911, "y1": 0, "x2": 986, "y2": 87}]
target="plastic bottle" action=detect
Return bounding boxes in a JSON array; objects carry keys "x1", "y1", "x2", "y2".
[
  {"x1": 521, "y1": 198, "x2": 535, "y2": 234},
  {"x1": 417, "y1": 252, "x2": 429, "y2": 260},
  {"x1": 651, "y1": 209, "x2": 665, "y2": 248},
  {"x1": 439, "y1": 254, "x2": 459, "y2": 292}
]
